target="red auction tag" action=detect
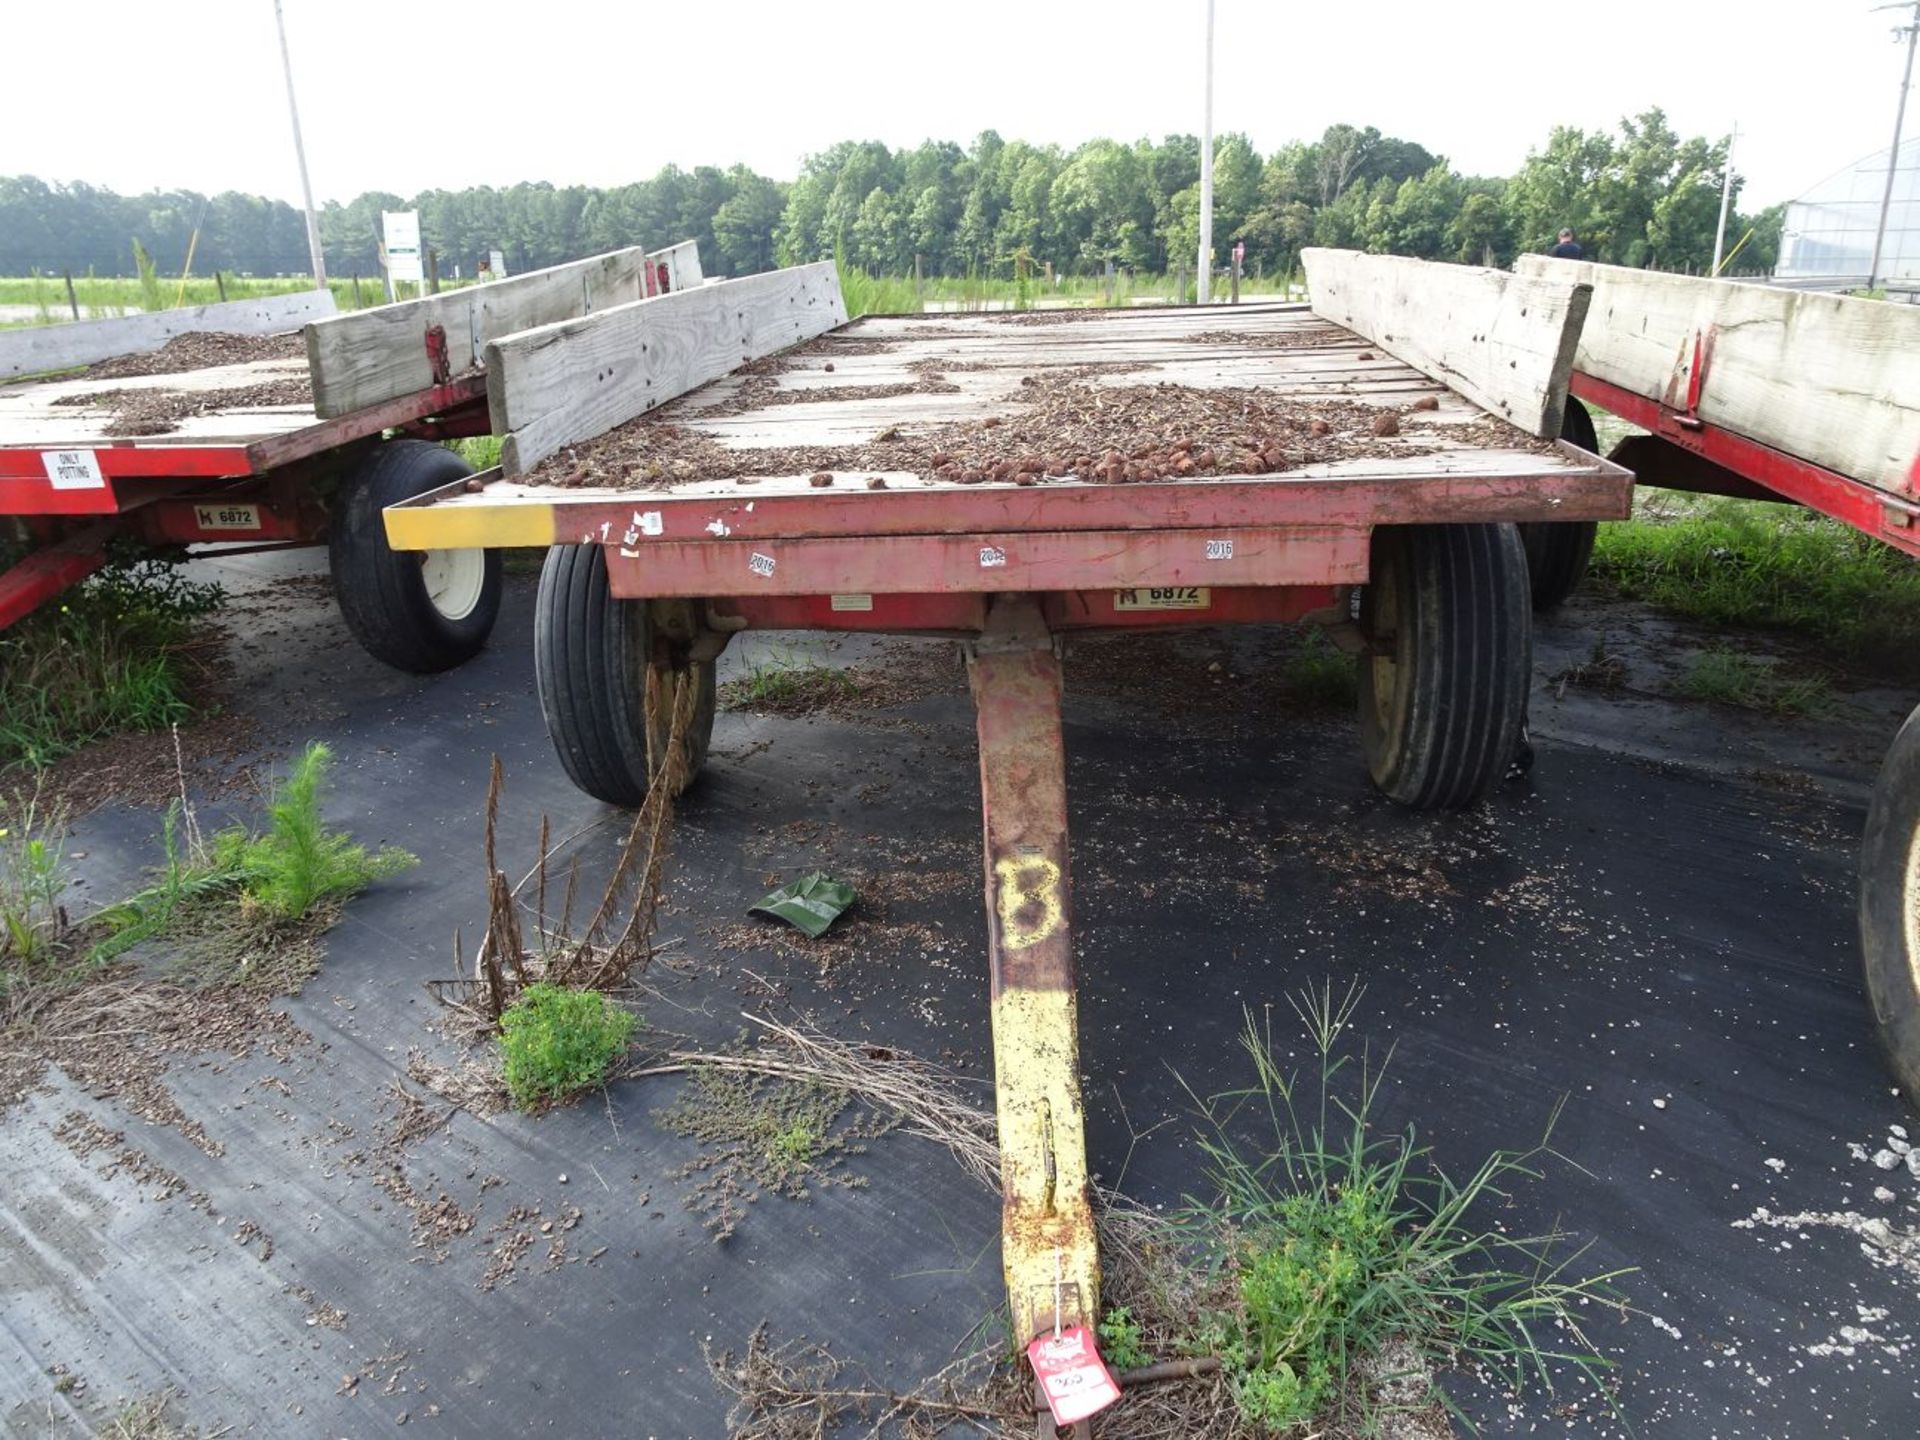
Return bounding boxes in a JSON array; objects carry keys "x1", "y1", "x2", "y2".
[{"x1": 1026, "y1": 1325, "x2": 1121, "y2": 1426}]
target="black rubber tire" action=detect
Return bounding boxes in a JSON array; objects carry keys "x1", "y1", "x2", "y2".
[
  {"x1": 533, "y1": 544, "x2": 716, "y2": 807},
  {"x1": 1358, "y1": 523, "x2": 1533, "y2": 810},
  {"x1": 1859, "y1": 702, "x2": 1920, "y2": 1100},
  {"x1": 1518, "y1": 398, "x2": 1601, "y2": 612},
  {"x1": 328, "y1": 440, "x2": 502, "y2": 673}
]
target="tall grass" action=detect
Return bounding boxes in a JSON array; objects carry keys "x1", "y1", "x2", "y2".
[
  {"x1": 1593, "y1": 494, "x2": 1920, "y2": 662},
  {"x1": 0, "y1": 271, "x2": 470, "y2": 320},
  {"x1": 0, "y1": 557, "x2": 222, "y2": 771}
]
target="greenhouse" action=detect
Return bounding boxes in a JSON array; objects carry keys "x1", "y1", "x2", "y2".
[{"x1": 1777, "y1": 141, "x2": 1920, "y2": 288}]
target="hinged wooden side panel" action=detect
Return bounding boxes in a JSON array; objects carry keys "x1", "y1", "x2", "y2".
[
  {"x1": 1519, "y1": 255, "x2": 1920, "y2": 496},
  {"x1": 1303, "y1": 248, "x2": 1590, "y2": 438},
  {"x1": 0, "y1": 290, "x2": 337, "y2": 381},
  {"x1": 303, "y1": 248, "x2": 651, "y2": 418},
  {"x1": 486, "y1": 262, "x2": 847, "y2": 476}
]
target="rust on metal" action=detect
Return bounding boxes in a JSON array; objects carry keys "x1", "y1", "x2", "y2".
[{"x1": 969, "y1": 595, "x2": 1099, "y2": 1349}]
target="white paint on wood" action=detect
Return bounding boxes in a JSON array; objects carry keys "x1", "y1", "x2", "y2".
[
  {"x1": 1303, "y1": 248, "x2": 1590, "y2": 437},
  {"x1": 0, "y1": 289, "x2": 335, "y2": 382},
  {"x1": 302, "y1": 248, "x2": 650, "y2": 417},
  {"x1": 1518, "y1": 254, "x2": 1920, "y2": 494},
  {"x1": 488, "y1": 263, "x2": 847, "y2": 474}
]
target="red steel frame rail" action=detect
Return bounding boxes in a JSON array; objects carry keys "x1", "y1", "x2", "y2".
[
  {"x1": 0, "y1": 374, "x2": 490, "y2": 629},
  {"x1": 1569, "y1": 371, "x2": 1920, "y2": 559}
]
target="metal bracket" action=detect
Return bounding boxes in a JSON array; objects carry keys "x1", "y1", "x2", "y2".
[{"x1": 424, "y1": 323, "x2": 452, "y2": 387}]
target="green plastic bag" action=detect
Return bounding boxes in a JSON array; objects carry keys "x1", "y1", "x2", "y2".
[{"x1": 749, "y1": 872, "x2": 856, "y2": 938}]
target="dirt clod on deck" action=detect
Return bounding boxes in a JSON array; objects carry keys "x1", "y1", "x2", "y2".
[{"x1": 80, "y1": 330, "x2": 306, "y2": 381}]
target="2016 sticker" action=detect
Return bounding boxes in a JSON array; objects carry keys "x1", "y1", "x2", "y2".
[
  {"x1": 748, "y1": 552, "x2": 777, "y2": 578},
  {"x1": 1205, "y1": 538, "x2": 1233, "y2": 560}
]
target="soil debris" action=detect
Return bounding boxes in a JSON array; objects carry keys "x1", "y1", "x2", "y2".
[
  {"x1": 653, "y1": 1060, "x2": 895, "y2": 1241},
  {"x1": 1177, "y1": 327, "x2": 1354, "y2": 350},
  {"x1": 52, "y1": 376, "x2": 313, "y2": 436},
  {"x1": 6, "y1": 966, "x2": 312, "y2": 1151},
  {"x1": 52, "y1": 1111, "x2": 213, "y2": 1210},
  {"x1": 531, "y1": 382, "x2": 1473, "y2": 491},
  {"x1": 80, "y1": 330, "x2": 306, "y2": 381}
]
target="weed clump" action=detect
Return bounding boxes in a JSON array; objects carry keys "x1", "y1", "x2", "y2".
[
  {"x1": 498, "y1": 982, "x2": 637, "y2": 1110},
  {"x1": 720, "y1": 650, "x2": 857, "y2": 714},
  {"x1": 228, "y1": 741, "x2": 415, "y2": 920},
  {"x1": 1677, "y1": 649, "x2": 1832, "y2": 716},
  {"x1": 1171, "y1": 985, "x2": 1625, "y2": 1432},
  {"x1": 0, "y1": 790, "x2": 72, "y2": 969},
  {"x1": 1280, "y1": 630, "x2": 1358, "y2": 709},
  {"x1": 90, "y1": 741, "x2": 415, "y2": 971},
  {"x1": 0, "y1": 554, "x2": 222, "y2": 771}
]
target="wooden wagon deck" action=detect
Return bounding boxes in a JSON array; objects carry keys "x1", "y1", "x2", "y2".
[
  {"x1": 0, "y1": 357, "x2": 319, "y2": 447},
  {"x1": 387, "y1": 301, "x2": 1630, "y2": 558}
]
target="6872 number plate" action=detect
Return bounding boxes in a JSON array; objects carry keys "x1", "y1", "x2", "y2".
[{"x1": 1113, "y1": 587, "x2": 1210, "y2": 611}]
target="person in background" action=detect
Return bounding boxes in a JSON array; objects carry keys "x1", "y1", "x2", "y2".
[
  {"x1": 1548, "y1": 228, "x2": 1584, "y2": 260},
  {"x1": 476, "y1": 256, "x2": 498, "y2": 283}
]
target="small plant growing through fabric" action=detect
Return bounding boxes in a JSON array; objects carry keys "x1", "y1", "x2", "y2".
[
  {"x1": 1097, "y1": 1306, "x2": 1151, "y2": 1372},
  {"x1": 86, "y1": 741, "x2": 416, "y2": 977},
  {"x1": 655, "y1": 1062, "x2": 895, "y2": 1241},
  {"x1": 222, "y1": 741, "x2": 415, "y2": 921},
  {"x1": 0, "y1": 788, "x2": 72, "y2": 970},
  {"x1": 498, "y1": 982, "x2": 639, "y2": 1110},
  {"x1": 1175, "y1": 983, "x2": 1626, "y2": 1431}
]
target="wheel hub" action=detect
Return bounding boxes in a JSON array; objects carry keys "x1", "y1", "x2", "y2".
[{"x1": 419, "y1": 547, "x2": 486, "y2": 622}]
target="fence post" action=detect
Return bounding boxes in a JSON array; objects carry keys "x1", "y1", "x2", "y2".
[
  {"x1": 352, "y1": 273, "x2": 364, "y2": 308},
  {"x1": 63, "y1": 271, "x2": 80, "y2": 321},
  {"x1": 214, "y1": 271, "x2": 227, "y2": 303},
  {"x1": 1231, "y1": 250, "x2": 1241, "y2": 304},
  {"x1": 427, "y1": 247, "x2": 442, "y2": 295}
]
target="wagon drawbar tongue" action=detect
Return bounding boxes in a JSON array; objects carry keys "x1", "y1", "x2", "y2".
[{"x1": 965, "y1": 596, "x2": 1110, "y2": 1431}]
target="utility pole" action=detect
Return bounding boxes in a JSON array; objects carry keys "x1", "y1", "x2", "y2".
[
  {"x1": 274, "y1": 0, "x2": 327, "y2": 289},
  {"x1": 1196, "y1": 0, "x2": 1215, "y2": 305},
  {"x1": 1711, "y1": 122, "x2": 1739, "y2": 276},
  {"x1": 1870, "y1": 1, "x2": 1920, "y2": 291}
]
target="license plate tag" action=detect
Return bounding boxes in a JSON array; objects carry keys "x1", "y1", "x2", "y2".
[
  {"x1": 1114, "y1": 586, "x2": 1209, "y2": 611},
  {"x1": 193, "y1": 502, "x2": 262, "y2": 532}
]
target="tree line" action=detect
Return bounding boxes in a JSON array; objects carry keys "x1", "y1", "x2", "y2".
[{"x1": 0, "y1": 110, "x2": 1782, "y2": 284}]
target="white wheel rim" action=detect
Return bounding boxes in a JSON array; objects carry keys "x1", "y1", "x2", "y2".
[
  {"x1": 419, "y1": 548, "x2": 486, "y2": 622},
  {"x1": 1903, "y1": 820, "x2": 1920, "y2": 997}
]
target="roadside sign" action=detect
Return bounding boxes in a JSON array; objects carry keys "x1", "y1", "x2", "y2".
[
  {"x1": 489, "y1": 248, "x2": 508, "y2": 279},
  {"x1": 383, "y1": 211, "x2": 423, "y2": 282}
]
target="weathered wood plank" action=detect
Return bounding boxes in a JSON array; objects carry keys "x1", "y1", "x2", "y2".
[
  {"x1": 1517, "y1": 255, "x2": 1920, "y2": 494},
  {"x1": 0, "y1": 290, "x2": 335, "y2": 381},
  {"x1": 1302, "y1": 248, "x2": 1590, "y2": 437},
  {"x1": 652, "y1": 239, "x2": 704, "y2": 290},
  {"x1": 303, "y1": 248, "x2": 650, "y2": 418},
  {"x1": 488, "y1": 263, "x2": 847, "y2": 475}
]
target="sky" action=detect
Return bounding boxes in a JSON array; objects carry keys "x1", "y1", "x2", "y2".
[{"x1": 3, "y1": 0, "x2": 1910, "y2": 211}]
